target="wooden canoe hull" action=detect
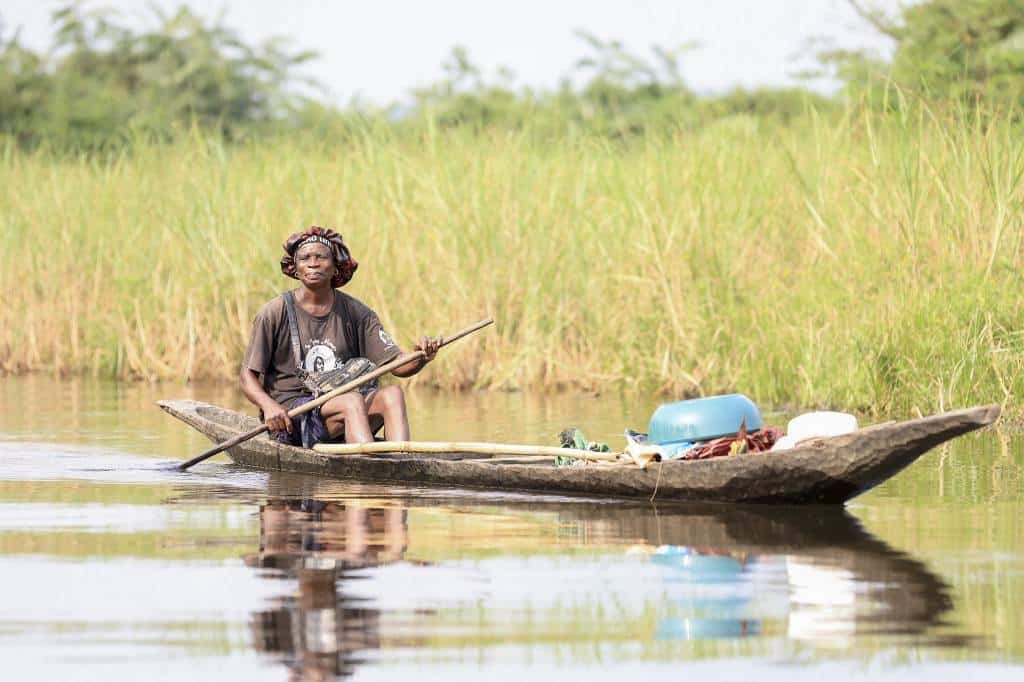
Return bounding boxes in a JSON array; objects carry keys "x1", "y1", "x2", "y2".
[{"x1": 158, "y1": 400, "x2": 999, "y2": 504}]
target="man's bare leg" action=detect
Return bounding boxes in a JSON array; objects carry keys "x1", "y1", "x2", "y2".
[
  {"x1": 321, "y1": 392, "x2": 374, "y2": 443},
  {"x1": 366, "y1": 385, "x2": 410, "y2": 441},
  {"x1": 320, "y1": 386, "x2": 409, "y2": 443}
]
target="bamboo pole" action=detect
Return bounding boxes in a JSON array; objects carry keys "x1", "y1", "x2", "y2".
[
  {"x1": 482, "y1": 456, "x2": 626, "y2": 466},
  {"x1": 312, "y1": 440, "x2": 622, "y2": 463}
]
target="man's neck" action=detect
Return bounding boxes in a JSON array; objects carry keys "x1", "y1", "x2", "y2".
[{"x1": 296, "y1": 284, "x2": 335, "y2": 310}]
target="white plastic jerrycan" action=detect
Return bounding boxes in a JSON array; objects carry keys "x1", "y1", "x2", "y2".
[{"x1": 772, "y1": 411, "x2": 858, "y2": 451}]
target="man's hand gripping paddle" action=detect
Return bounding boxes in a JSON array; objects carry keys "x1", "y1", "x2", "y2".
[{"x1": 176, "y1": 319, "x2": 493, "y2": 471}]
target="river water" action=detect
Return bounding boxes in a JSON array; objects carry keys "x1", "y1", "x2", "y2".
[{"x1": 0, "y1": 375, "x2": 1020, "y2": 681}]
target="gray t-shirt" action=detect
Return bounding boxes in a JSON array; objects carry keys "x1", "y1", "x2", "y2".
[{"x1": 243, "y1": 290, "x2": 401, "y2": 407}]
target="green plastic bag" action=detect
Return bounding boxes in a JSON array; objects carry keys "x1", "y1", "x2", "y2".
[{"x1": 555, "y1": 428, "x2": 610, "y2": 467}]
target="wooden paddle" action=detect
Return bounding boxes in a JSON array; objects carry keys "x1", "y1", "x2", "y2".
[{"x1": 177, "y1": 318, "x2": 493, "y2": 471}]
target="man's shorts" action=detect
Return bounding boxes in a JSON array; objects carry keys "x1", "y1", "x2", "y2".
[
  {"x1": 271, "y1": 392, "x2": 382, "y2": 449},
  {"x1": 271, "y1": 395, "x2": 328, "y2": 449}
]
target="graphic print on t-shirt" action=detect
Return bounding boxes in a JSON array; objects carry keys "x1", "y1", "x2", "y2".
[
  {"x1": 303, "y1": 338, "x2": 339, "y2": 373},
  {"x1": 378, "y1": 328, "x2": 396, "y2": 350}
]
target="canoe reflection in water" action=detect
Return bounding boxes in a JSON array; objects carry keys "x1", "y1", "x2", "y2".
[
  {"x1": 241, "y1": 478, "x2": 968, "y2": 677},
  {"x1": 246, "y1": 498, "x2": 411, "y2": 679}
]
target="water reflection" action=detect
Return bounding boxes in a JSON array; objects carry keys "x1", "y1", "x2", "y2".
[
  {"x1": 243, "y1": 478, "x2": 963, "y2": 677},
  {"x1": 247, "y1": 498, "x2": 411, "y2": 679},
  {"x1": 2, "y1": 375, "x2": 1018, "y2": 676}
]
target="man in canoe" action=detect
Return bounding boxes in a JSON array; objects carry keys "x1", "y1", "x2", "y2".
[{"x1": 240, "y1": 226, "x2": 440, "y2": 447}]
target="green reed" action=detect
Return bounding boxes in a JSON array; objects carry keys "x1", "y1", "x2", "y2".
[{"x1": 2, "y1": 107, "x2": 1023, "y2": 415}]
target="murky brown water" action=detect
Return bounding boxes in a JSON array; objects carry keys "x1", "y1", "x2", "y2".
[{"x1": 0, "y1": 375, "x2": 1021, "y2": 680}]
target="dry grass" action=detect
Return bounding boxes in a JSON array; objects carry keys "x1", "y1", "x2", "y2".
[{"x1": 2, "y1": 108, "x2": 1023, "y2": 415}]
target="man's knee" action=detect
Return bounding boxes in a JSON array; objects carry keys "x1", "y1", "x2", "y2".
[
  {"x1": 325, "y1": 392, "x2": 366, "y2": 416},
  {"x1": 378, "y1": 385, "x2": 406, "y2": 411}
]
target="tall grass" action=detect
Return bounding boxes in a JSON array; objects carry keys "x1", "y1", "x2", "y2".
[{"x1": 2, "y1": 107, "x2": 1023, "y2": 415}]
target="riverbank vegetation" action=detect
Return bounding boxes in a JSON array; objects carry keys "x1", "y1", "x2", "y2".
[
  {"x1": 3, "y1": 107, "x2": 1022, "y2": 414},
  {"x1": 2, "y1": 2, "x2": 1023, "y2": 416}
]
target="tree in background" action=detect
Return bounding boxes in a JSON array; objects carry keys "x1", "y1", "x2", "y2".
[
  {"x1": 0, "y1": 4, "x2": 317, "y2": 148},
  {"x1": 408, "y1": 34, "x2": 828, "y2": 137},
  {"x1": 0, "y1": 21, "x2": 48, "y2": 141},
  {"x1": 11, "y1": 1, "x2": 1020, "y2": 149},
  {"x1": 825, "y1": 0, "x2": 1024, "y2": 108}
]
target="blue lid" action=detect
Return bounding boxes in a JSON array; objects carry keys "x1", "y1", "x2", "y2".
[{"x1": 648, "y1": 393, "x2": 763, "y2": 444}]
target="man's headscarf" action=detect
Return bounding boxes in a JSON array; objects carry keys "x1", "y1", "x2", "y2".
[{"x1": 280, "y1": 226, "x2": 358, "y2": 288}]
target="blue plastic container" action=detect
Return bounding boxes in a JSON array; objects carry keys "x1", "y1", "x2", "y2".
[{"x1": 648, "y1": 393, "x2": 763, "y2": 445}]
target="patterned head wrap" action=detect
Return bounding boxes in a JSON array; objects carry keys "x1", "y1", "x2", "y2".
[{"x1": 280, "y1": 226, "x2": 358, "y2": 288}]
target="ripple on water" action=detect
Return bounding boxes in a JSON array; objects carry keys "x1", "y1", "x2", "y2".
[
  {"x1": 0, "y1": 375, "x2": 1022, "y2": 679},
  {"x1": 0, "y1": 441, "x2": 268, "y2": 489}
]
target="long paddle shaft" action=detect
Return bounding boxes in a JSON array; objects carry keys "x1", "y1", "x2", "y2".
[{"x1": 177, "y1": 318, "x2": 493, "y2": 470}]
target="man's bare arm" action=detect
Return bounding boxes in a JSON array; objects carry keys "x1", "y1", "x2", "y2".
[
  {"x1": 390, "y1": 336, "x2": 441, "y2": 378},
  {"x1": 239, "y1": 367, "x2": 292, "y2": 434}
]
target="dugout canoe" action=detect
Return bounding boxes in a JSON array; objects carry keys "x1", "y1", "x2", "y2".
[{"x1": 158, "y1": 400, "x2": 1000, "y2": 504}]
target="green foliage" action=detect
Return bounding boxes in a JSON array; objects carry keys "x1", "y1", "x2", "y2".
[
  {"x1": 405, "y1": 36, "x2": 832, "y2": 138},
  {"x1": 824, "y1": 0, "x2": 1024, "y2": 109},
  {"x1": 408, "y1": 45, "x2": 531, "y2": 130},
  {"x1": 5, "y1": 0, "x2": 1024, "y2": 150},
  {"x1": 3, "y1": 106, "x2": 1023, "y2": 415},
  {"x1": 0, "y1": 29, "x2": 47, "y2": 136},
  {"x1": 560, "y1": 32, "x2": 698, "y2": 136},
  {"x1": 0, "y1": 4, "x2": 317, "y2": 149},
  {"x1": 0, "y1": 8, "x2": 836, "y2": 149},
  {"x1": 897, "y1": 0, "x2": 1024, "y2": 105}
]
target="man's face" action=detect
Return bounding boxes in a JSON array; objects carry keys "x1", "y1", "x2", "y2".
[{"x1": 295, "y1": 242, "x2": 336, "y2": 288}]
